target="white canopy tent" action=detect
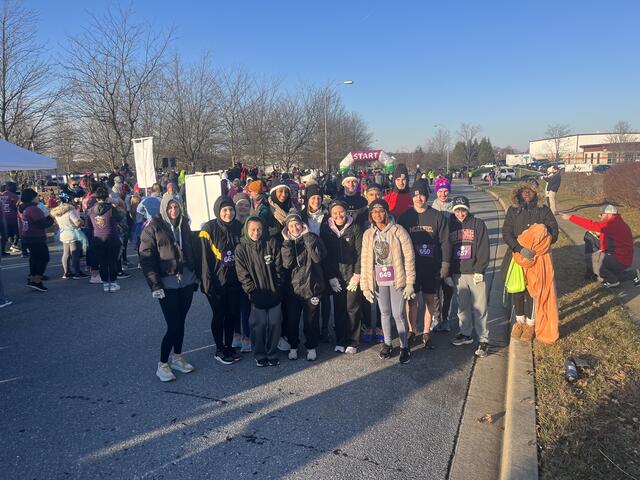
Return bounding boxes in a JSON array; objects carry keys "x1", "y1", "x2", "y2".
[{"x1": 0, "y1": 139, "x2": 56, "y2": 171}]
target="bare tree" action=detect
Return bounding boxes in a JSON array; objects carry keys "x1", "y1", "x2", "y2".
[
  {"x1": 218, "y1": 69, "x2": 254, "y2": 167},
  {"x1": 606, "y1": 121, "x2": 638, "y2": 163},
  {"x1": 544, "y1": 123, "x2": 571, "y2": 162},
  {"x1": 49, "y1": 112, "x2": 78, "y2": 175},
  {"x1": 427, "y1": 127, "x2": 451, "y2": 167},
  {"x1": 456, "y1": 123, "x2": 481, "y2": 166},
  {"x1": 0, "y1": 0, "x2": 60, "y2": 150},
  {"x1": 63, "y1": 5, "x2": 172, "y2": 171}
]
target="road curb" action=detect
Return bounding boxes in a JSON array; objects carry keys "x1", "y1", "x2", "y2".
[{"x1": 486, "y1": 189, "x2": 539, "y2": 480}]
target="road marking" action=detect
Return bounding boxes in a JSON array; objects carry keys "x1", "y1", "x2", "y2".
[
  {"x1": 0, "y1": 376, "x2": 21, "y2": 384},
  {"x1": 182, "y1": 344, "x2": 215, "y2": 354}
]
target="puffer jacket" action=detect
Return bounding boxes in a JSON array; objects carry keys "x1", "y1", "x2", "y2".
[
  {"x1": 51, "y1": 203, "x2": 83, "y2": 243},
  {"x1": 360, "y1": 221, "x2": 416, "y2": 293},
  {"x1": 320, "y1": 217, "x2": 363, "y2": 285},
  {"x1": 198, "y1": 197, "x2": 243, "y2": 295},
  {"x1": 281, "y1": 230, "x2": 327, "y2": 298}
]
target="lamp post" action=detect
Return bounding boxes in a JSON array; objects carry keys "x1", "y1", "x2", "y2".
[
  {"x1": 324, "y1": 80, "x2": 354, "y2": 172},
  {"x1": 433, "y1": 124, "x2": 451, "y2": 173}
]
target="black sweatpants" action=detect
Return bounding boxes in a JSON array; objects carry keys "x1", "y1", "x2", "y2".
[
  {"x1": 207, "y1": 290, "x2": 240, "y2": 351},
  {"x1": 93, "y1": 237, "x2": 121, "y2": 282},
  {"x1": 250, "y1": 303, "x2": 282, "y2": 362},
  {"x1": 286, "y1": 294, "x2": 321, "y2": 350},
  {"x1": 158, "y1": 285, "x2": 195, "y2": 363},
  {"x1": 513, "y1": 290, "x2": 533, "y2": 318},
  {"x1": 333, "y1": 289, "x2": 361, "y2": 348},
  {"x1": 22, "y1": 241, "x2": 49, "y2": 276}
]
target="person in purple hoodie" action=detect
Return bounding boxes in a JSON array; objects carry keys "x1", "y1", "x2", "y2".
[
  {"x1": 87, "y1": 186, "x2": 124, "y2": 292},
  {"x1": 17, "y1": 188, "x2": 54, "y2": 292}
]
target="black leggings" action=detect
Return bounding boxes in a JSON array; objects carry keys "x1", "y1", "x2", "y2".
[
  {"x1": 208, "y1": 290, "x2": 240, "y2": 351},
  {"x1": 513, "y1": 290, "x2": 533, "y2": 318},
  {"x1": 23, "y1": 241, "x2": 49, "y2": 276},
  {"x1": 93, "y1": 238, "x2": 121, "y2": 282},
  {"x1": 158, "y1": 286, "x2": 195, "y2": 363}
]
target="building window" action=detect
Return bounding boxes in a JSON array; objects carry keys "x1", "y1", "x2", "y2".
[
  {"x1": 597, "y1": 153, "x2": 600, "y2": 163},
  {"x1": 608, "y1": 153, "x2": 616, "y2": 164},
  {"x1": 591, "y1": 153, "x2": 594, "y2": 163}
]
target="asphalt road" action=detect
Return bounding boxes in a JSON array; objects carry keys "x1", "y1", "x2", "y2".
[{"x1": 0, "y1": 181, "x2": 504, "y2": 480}]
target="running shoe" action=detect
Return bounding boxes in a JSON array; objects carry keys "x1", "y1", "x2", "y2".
[
  {"x1": 288, "y1": 349, "x2": 298, "y2": 360},
  {"x1": 451, "y1": 334, "x2": 473, "y2": 346},
  {"x1": 89, "y1": 274, "x2": 102, "y2": 284},
  {"x1": 378, "y1": 343, "x2": 392, "y2": 359},
  {"x1": 602, "y1": 281, "x2": 620, "y2": 288},
  {"x1": 241, "y1": 338, "x2": 252, "y2": 353},
  {"x1": 27, "y1": 281, "x2": 47, "y2": 292},
  {"x1": 228, "y1": 348, "x2": 241, "y2": 362},
  {"x1": 334, "y1": 345, "x2": 345, "y2": 353},
  {"x1": 156, "y1": 362, "x2": 176, "y2": 382},
  {"x1": 232, "y1": 335, "x2": 243, "y2": 349},
  {"x1": 307, "y1": 349, "x2": 317, "y2": 361},
  {"x1": 117, "y1": 271, "x2": 131, "y2": 279},
  {"x1": 267, "y1": 358, "x2": 280, "y2": 367},
  {"x1": 345, "y1": 346, "x2": 358, "y2": 354},
  {"x1": 214, "y1": 351, "x2": 234, "y2": 365},
  {"x1": 255, "y1": 358, "x2": 269, "y2": 367},
  {"x1": 475, "y1": 342, "x2": 489, "y2": 358},
  {"x1": 62, "y1": 274, "x2": 72, "y2": 280},
  {"x1": 399, "y1": 347, "x2": 411, "y2": 364},
  {"x1": 277, "y1": 337, "x2": 291, "y2": 351},
  {"x1": 170, "y1": 354, "x2": 194, "y2": 373}
]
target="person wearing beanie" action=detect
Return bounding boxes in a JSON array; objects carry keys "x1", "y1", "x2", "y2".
[
  {"x1": 398, "y1": 179, "x2": 451, "y2": 348},
  {"x1": 233, "y1": 192, "x2": 251, "y2": 225},
  {"x1": 360, "y1": 198, "x2": 415, "y2": 364},
  {"x1": 432, "y1": 177, "x2": 453, "y2": 216},
  {"x1": 235, "y1": 216, "x2": 285, "y2": 367},
  {"x1": 281, "y1": 211, "x2": 327, "y2": 361},
  {"x1": 140, "y1": 196, "x2": 199, "y2": 382},
  {"x1": 0, "y1": 181, "x2": 20, "y2": 255},
  {"x1": 320, "y1": 200, "x2": 363, "y2": 353},
  {"x1": 267, "y1": 181, "x2": 296, "y2": 238},
  {"x1": 384, "y1": 163, "x2": 413, "y2": 218},
  {"x1": 18, "y1": 188, "x2": 54, "y2": 291},
  {"x1": 338, "y1": 173, "x2": 368, "y2": 226},
  {"x1": 231, "y1": 191, "x2": 253, "y2": 352},
  {"x1": 199, "y1": 196, "x2": 244, "y2": 365},
  {"x1": 447, "y1": 195, "x2": 491, "y2": 357}
]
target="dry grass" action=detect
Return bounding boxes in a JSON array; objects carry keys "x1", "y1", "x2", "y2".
[{"x1": 489, "y1": 185, "x2": 640, "y2": 479}]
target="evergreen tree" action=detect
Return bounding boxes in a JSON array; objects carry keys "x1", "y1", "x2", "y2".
[{"x1": 478, "y1": 137, "x2": 495, "y2": 165}]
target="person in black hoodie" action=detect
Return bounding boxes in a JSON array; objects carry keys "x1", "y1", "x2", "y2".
[
  {"x1": 320, "y1": 200, "x2": 363, "y2": 354},
  {"x1": 235, "y1": 216, "x2": 285, "y2": 367},
  {"x1": 447, "y1": 196, "x2": 490, "y2": 357},
  {"x1": 398, "y1": 179, "x2": 451, "y2": 348},
  {"x1": 281, "y1": 212, "x2": 327, "y2": 361},
  {"x1": 140, "y1": 195, "x2": 199, "y2": 382},
  {"x1": 199, "y1": 196, "x2": 243, "y2": 365}
]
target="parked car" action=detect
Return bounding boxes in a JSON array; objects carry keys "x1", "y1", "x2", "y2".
[
  {"x1": 481, "y1": 167, "x2": 516, "y2": 182},
  {"x1": 593, "y1": 165, "x2": 610, "y2": 174}
]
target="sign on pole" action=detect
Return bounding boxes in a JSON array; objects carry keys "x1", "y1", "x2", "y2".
[{"x1": 131, "y1": 137, "x2": 156, "y2": 188}]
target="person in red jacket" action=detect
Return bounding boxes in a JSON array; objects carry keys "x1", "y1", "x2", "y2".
[
  {"x1": 562, "y1": 204, "x2": 633, "y2": 288},
  {"x1": 384, "y1": 163, "x2": 412, "y2": 218}
]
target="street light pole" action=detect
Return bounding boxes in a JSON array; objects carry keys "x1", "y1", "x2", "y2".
[
  {"x1": 324, "y1": 80, "x2": 353, "y2": 172},
  {"x1": 434, "y1": 124, "x2": 451, "y2": 173}
]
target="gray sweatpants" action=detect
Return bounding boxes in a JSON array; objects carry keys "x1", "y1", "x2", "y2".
[
  {"x1": 592, "y1": 251, "x2": 626, "y2": 283},
  {"x1": 250, "y1": 303, "x2": 282, "y2": 361},
  {"x1": 376, "y1": 285, "x2": 408, "y2": 348},
  {"x1": 453, "y1": 274, "x2": 489, "y2": 343},
  {"x1": 62, "y1": 241, "x2": 82, "y2": 276}
]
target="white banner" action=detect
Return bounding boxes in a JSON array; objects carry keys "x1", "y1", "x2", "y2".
[{"x1": 132, "y1": 137, "x2": 156, "y2": 188}]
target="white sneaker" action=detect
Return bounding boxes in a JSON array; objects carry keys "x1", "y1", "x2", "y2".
[
  {"x1": 232, "y1": 336, "x2": 242, "y2": 348},
  {"x1": 109, "y1": 282, "x2": 121, "y2": 292},
  {"x1": 345, "y1": 346, "x2": 358, "y2": 354},
  {"x1": 288, "y1": 349, "x2": 298, "y2": 360},
  {"x1": 170, "y1": 354, "x2": 194, "y2": 373},
  {"x1": 334, "y1": 345, "x2": 345, "y2": 353},
  {"x1": 156, "y1": 362, "x2": 176, "y2": 382},
  {"x1": 277, "y1": 337, "x2": 291, "y2": 351},
  {"x1": 307, "y1": 349, "x2": 317, "y2": 361},
  {"x1": 240, "y1": 338, "x2": 252, "y2": 353},
  {"x1": 90, "y1": 274, "x2": 102, "y2": 284},
  {"x1": 103, "y1": 282, "x2": 111, "y2": 292}
]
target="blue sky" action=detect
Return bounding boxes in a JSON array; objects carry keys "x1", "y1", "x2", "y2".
[{"x1": 31, "y1": 0, "x2": 640, "y2": 152}]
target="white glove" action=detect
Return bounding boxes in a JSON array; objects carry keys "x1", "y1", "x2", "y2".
[
  {"x1": 363, "y1": 290, "x2": 375, "y2": 304},
  {"x1": 444, "y1": 277, "x2": 455, "y2": 288},
  {"x1": 152, "y1": 289, "x2": 165, "y2": 299},
  {"x1": 402, "y1": 284, "x2": 416, "y2": 301},
  {"x1": 346, "y1": 275, "x2": 359, "y2": 292},
  {"x1": 473, "y1": 273, "x2": 484, "y2": 285},
  {"x1": 329, "y1": 278, "x2": 342, "y2": 293}
]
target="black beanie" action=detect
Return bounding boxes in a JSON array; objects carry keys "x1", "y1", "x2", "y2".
[
  {"x1": 411, "y1": 179, "x2": 430, "y2": 198},
  {"x1": 214, "y1": 195, "x2": 235, "y2": 218},
  {"x1": 328, "y1": 199, "x2": 348, "y2": 214},
  {"x1": 393, "y1": 163, "x2": 409, "y2": 180},
  {"x1": 20, "y1": 188, "x2": 38, "y2": 204},
  {"x1": 368, "y1": 198, "x2": 390, "y2": 213},
  {"x1": 305, "y1": 183, "x2": 323, "y2": 206}
]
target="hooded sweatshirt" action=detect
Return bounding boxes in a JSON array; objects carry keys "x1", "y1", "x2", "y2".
[
  {"x1": 198, "y1": 196, "x2": 243, "y2": 294},
  {"x1": 87, "y1": 201, "x2": 122, "y2": 240},
  {"x1": 398, "y1": 206, "x2": 451, "y2": 272},
  {"x1": 448, "y1": 212, "x2": 490, "y2": 275},
  {"x1": 234, "y1": 216, "x2": 284, "y2": 309},
  {"x1": 18, "y1": 203, "x2": 54, "y2": 242},
  {"x1": 281, "y1": 225, "x2": 327, "y2": 299}
]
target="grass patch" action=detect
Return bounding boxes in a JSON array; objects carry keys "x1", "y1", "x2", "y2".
[{"x1": 487, "y1": 185, "x2": 640, "y2": 479}]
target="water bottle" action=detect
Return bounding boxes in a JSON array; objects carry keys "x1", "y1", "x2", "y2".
[{"x1": 564, "y1": 358, "x2": 577, "y2": 382}]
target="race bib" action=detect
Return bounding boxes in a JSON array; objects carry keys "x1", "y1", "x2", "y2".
[
  {"x1": 222, "y1": 250, "x2": 235, "y2": 266},
  {"x1": 456, "y1": 245, "x2": 472, "y2": 260},
  {"x1": 417, "y1": 243, "x2": 434, "y2": 258},
  {"x1": 375, "y1": 265, "x2": 395, "y2": 286}
]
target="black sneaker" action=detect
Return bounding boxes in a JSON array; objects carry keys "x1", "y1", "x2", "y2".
[
  {"x1": 267, "y1": 358, "x2": 280, "y2": 367},
  {"x1": 227, "y1": 348, "x2": 241, "y2": 362},
  {"x1": 422, "y1": 333, "x2": 434, "y2": 350},
  {"x1": 255, "y1": 358, "x2": 269, "y2": 367},
  {"x1": 73, "y1": 272, "x2": 89, "y2": 279},
  {"x1": 378, "y1": 343, "x2": 392, "y2": 359},
  {"x1": 214, "y1": 351, "x2": 234, "y2": 365},
  {"x1": 117, "y1": 271, "x2": 131, "y2": 279},
  {"x1": 634, "y1": 276, "x2": 640, "y2": 287},
  {"x1": 399, "y1": 347, "x2": 411, "y2": 364},
  {"x1": 27, "y1": 281, "x2": 47, "y2": 292},
  {"x1": 451, "y1": 334, "x2": 473, "y2": 346},
  {"x1": 475, "y1": 342, "x2": 489, "y2": 357},
  {"x1": 407, "y1": 331, "x2": 416, "y2": 346}
]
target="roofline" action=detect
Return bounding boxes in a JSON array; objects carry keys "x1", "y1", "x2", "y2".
[{"x1": 529, "y1": 132, "x2": 640, "y2": 143}]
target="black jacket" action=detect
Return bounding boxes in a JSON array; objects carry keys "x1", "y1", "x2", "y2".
[
  {"x1": 320, "y1": 219, "x2": 362, "y2": 284},
  {"x1": 397, "y1": 207, "x2": 451, "y2": 271},
  {"x1": 235, "y1": 236, "x2": 284, "y2": 309},
  {"x1": 448, "y1": 213, "x2": 490, "y2": 275},
  {"x1": 281, "y1": 232, "x2": 327, "y2": 298},
  {"x1": 338, "y1": 193, "x2": 368, "y2": 226},
  {"x1": 199, "y1": 217, "x2": 242, "y2": 295},
  {"x1": 139, "y1": 217, "x2": 199, "y2": 292},
  {"x1": 545, "y1": 172, "x2": 561, "y2": 193}
]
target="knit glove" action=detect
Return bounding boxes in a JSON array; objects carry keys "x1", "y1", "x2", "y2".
[
  {"x1": 520, "y1": 247, "x2": 535, "y2": 260},
  {"x1": 363, "y1": 289, "x2": 375, "y2": 304},
  {"x1": 152, "y1": 289, "x2": 165, "y2": 299},
  {"x1": 444, "y1": 277, "x2": 455, "y2": 288},
  {"x1": 346, "y1": 274, "x2": 360, "y2": 292},
  {"x1": 439, "y1": 261, "x2": 450, "y2": 279},
  {"x1": 329, "y1": 277, "x2": 342, "y2": 293},
  {"x1": 402, "y1": 284, "x2": 416, "y2": 301},
  {"x1": 473, "y1": 273, "x2": 484, "y2": 285}
]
